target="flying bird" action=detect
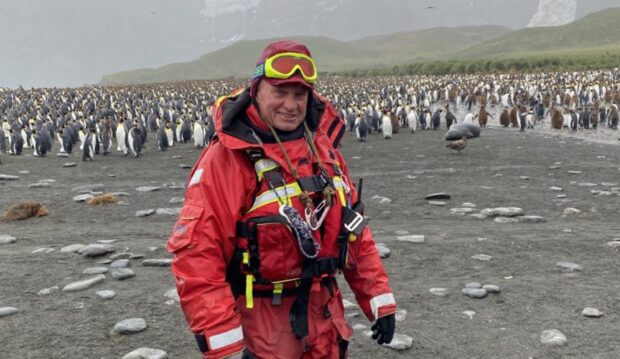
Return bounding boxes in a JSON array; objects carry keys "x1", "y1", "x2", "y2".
[
  {"x1": 446, "y1": 136, "x2": 467, "y2": 154},
  {"x1": 149, "y1": 11, "x2": 157, "y2": 15},
  {"x1": 426, "y1": 6, "x2": 436, "y2": 10}
]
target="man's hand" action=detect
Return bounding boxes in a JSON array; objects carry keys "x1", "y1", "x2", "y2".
[{"x1": 371, "y1": 313, "x2": 395, "y2": 345}]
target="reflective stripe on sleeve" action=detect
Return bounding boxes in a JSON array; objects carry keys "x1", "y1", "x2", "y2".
[
  {"x1": 208, "y1": 325, "x2": 244, "y2": 351},
  {"x1": 370, "y1": 293, "x2": 396, "y2": 320}
]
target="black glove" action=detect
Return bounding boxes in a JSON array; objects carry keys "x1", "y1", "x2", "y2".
[{"x1": 371, "y1": 313, "x2": 395, "y2": 345}]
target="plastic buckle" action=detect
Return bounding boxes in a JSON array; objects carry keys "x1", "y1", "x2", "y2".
[{"x1": 344, "y1": 211, "x2": 364, "y2": 233}]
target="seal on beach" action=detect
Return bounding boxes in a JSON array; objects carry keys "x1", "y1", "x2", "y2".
[{"x1": 445, "y1": 123, "x2": 481, "y2": 140}]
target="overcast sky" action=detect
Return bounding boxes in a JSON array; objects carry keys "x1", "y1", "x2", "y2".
[{"x1": 1, "y1": 0, "x2": 616, "y2": 89}]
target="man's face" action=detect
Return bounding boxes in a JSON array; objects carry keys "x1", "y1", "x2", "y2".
[{"x1": 255, "y1": 80, "x2": 308, "y2": 132}]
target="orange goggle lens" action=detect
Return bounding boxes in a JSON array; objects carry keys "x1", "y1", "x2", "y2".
[{"x1": 254, "y1": 52, "x2": 317, "y2": 84}]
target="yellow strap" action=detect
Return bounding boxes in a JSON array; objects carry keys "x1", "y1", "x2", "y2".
[
  {"x1": 242, "y1": 252, "x2": 254, "y2": 308},
  {"x1": 273, "y1": 282, "x2": 283, "y2": 296},
  {"x1": 248, "y1": 183, "x2": 303, "y2": 212},
  {"x1": 245, "y1": 274, "x2": 254, "y2": 309}
]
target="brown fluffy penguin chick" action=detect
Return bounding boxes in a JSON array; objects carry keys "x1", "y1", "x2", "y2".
[
  {"x1": 446, "y1": 136, "x2": 467, "y2": 154},
  {"x1": 86, "y1": 193, "x2": 118, "y2": 205},
  {"x1": 4, "y1": 201, "x2": 49, "y2": 220}
]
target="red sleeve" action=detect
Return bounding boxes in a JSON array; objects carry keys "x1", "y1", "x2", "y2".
[
  {"x1": 168, "y1": 141, "x2": 256, "y2": 358},
  {"x1": 336, "y1": 151, "x2": 398, "y2": 321}
]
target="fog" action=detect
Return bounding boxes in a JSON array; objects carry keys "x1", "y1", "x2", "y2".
[{"x1": 0, "y1": 0, "x2": 617, "y2": 88}]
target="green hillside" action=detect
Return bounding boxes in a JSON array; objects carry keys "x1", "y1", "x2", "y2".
[
  {"x1": 349, "y1": 25, "x2": 512, "y2": 61},
  {"x1": 100, "y1": 26, "x2": 511, "y2": 85},
  {"x1": 457, "y1": 7, "x2": 620, "y2": 59}
]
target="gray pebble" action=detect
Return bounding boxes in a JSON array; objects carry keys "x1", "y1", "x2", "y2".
[
  {"x1": 428, "y1": 201, "x2": 446, "y2": 206},
  {"x1": 429, "y1": 287, "x2": 448, "y2": 297},
  {"x1": 462, "y1": 310, "x2": 475, "y2": 319},
  {"x1": 73, "y1": 194, "x2": 94, "y2": 202},
  {"x1": 375, "y1": 243, "x2": 390, "y2": 258},
  {"x1": 72, "y1": 184, "x2": 105, "y2": 192},
  {"x1": 96, "y1": 290, "x2": 117, "y2": 300},
  {"x1": 462, "y1": 288, "x2": 487, "y2": 298},
  {"x1": 171, "y1": 155, "x2": 183, "y2": 159},
  {"x1": 32, "y1": 247, "x2": 55, "y2": 254},
  {"x1": 395, "y1": 235, "x2": 425, "y2": 243},
  {"x1": 540, "y1": 329, "x2": 567, "y2": 346},
  {"x1": 63, "y1": 275, "x2": 106, "y2": 292},
  {"x1": 494, "y1": 217, "x2": 520, "y2": 224},
  {"x1": 110, "y1": 253, "x2": 133, "y2": 260},
  {"x1": 518, "y1": 215, "x2": 546, "y2": 223},
  {"x1": 155, "y1": 208, "x2": 181, "y2": 216},
  {"x1": 112, "y1": 318, "x2": 147, "y2": 335},
  {"x1": 550, "y1": 186, "x2": 563, "y2": 191},
  {"x1": 394, "y1": 309, "x2": 407, "y2": 322},
  {"x1": 465, "y1": 282, "x2": 482, "y2": 289},
  {"x1": 80, "y1": 244, "x2": 115, "y2": 257},
  {"x1": 481, "y1": 207, "x2": 524, "y2": 217},
  {"x1": 38, "y1": 286, "x2": 59, "y2": 296},
  {"x1": 556, "y1": 261, "x2": 583, "y2": 272},
  {"x1": 82, "y1": 267, "x2": 109, "y2": 275},
  {"x1": 28, "y1": 182, "x2": 50, "y2": 188},
  {"x1": 582, "y1": 307, "x2": 603, "y2": 318},
  {"x1": 164, "y1": 288, "x2": 180, "y2": 302},
  {"x1": 179, "y1": 164, "x2": 193, "y2": 169},
  {"x1": 471, "y1": 254, "x2": 492, "y2": 262},
  {"x1": 370, "y1": 195, "x2": 392, "y2": 204},
  {"x1": 383, "y1": 333, "x2": 414, "y2": 351},
  {"x1": 111, "y1": 259, "x2": 130, "y2": 268},
  {"x1": 461, "y1": 202, "x2": 476, "y2": 208},
  {"x1": 136, "y1": 186, "x2": 161, "y2": 192},
  {"x1": 142, "y1": 259, "x2": 172, "y2": 267},
  {"x1": 482, "y1": 284, "x2": 501, "y2": 293},
  {"x1": 63, "y1": 162, "x2": 77, "y2": 167},
  {"x1": 0, "y1": 235, "x2": 17, "y2": 244},
  {"x1": 135, "y1": 209, "x2": 156, "y2": 217},
  {"x1": 0, "y1": 307, "x2": 19, "y2": 317},
  {"x1": 450, "y1": 207, "x2": 474, "y2": 214},
  {"x1": 169, "y1": 197, "x2": 184, "y2": 204},
  {"x1": 111, "y1": 268, "x2": 136, "y2": 280},
  {"x1": 0, "y1": 174, "x2": 19, "y2": 180},
  {"x1": 469, "y1": 213, "x2": 487, "y2": 220},
  {"x1": 122, "y1": 347, "x2": 168, "y2": 359},
  {"x1": 60, "y1": 244, "x2": 86, "y2": 253}
]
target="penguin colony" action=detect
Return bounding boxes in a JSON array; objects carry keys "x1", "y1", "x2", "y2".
[{"x1": 1, "y1": 69, "x2": 620, "y2": 161}]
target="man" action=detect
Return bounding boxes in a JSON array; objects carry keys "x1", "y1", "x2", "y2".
[{"x1": 168, "y1": 40, "x2": 397, "y2": 359}]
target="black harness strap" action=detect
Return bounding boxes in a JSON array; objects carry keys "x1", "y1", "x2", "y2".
[{"x1": 289, "y1": 257, "x2": 338, "y2": 339}]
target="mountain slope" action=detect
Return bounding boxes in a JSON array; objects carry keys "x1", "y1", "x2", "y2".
[
  {"x1": 100, "y1": 25, "x2": 511, "y2": 85},
  {"x1": 458, "y1": 7, "x2": 620, "y2": 59}
]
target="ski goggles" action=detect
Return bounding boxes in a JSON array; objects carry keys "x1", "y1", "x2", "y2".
[{"x1": 253, "y1": 52, "x2": 317, "y2": 84}]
